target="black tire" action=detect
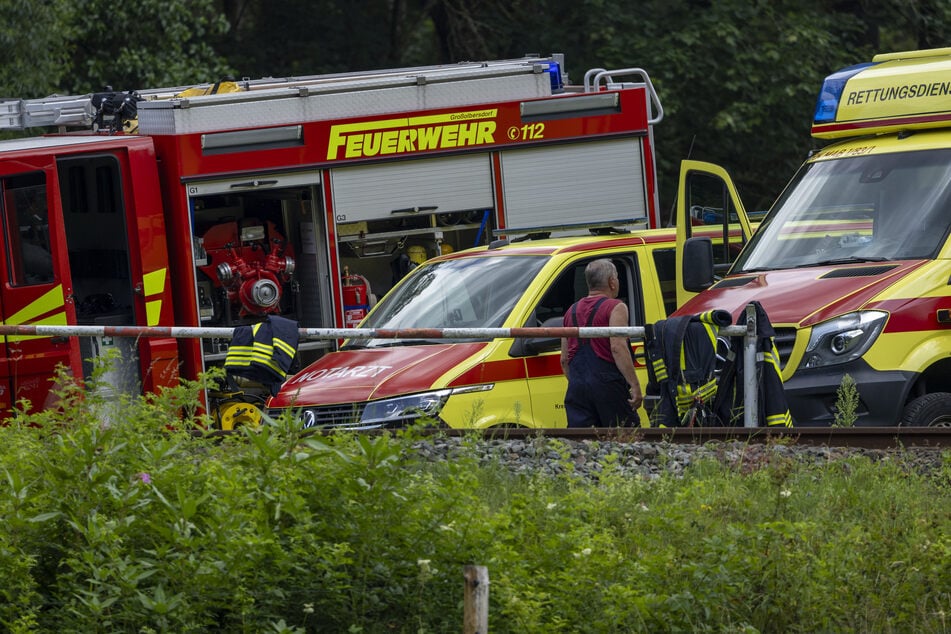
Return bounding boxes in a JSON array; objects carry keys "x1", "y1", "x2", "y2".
[{"x1": 899, "y1": 392, "x2": 951, "y2": 427}]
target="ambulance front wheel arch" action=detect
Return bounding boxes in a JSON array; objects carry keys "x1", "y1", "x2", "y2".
[{"x1": 899, "y1": 392, "x2": 951, "y2": 427}]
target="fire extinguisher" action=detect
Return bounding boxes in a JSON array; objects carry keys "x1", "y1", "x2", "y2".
[{"x1": 342, "y1": 266, "x2": 372, "y2": 328}]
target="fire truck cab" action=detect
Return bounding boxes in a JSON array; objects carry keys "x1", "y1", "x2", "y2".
[
  {"x1": 675, "y1": 47, "x2": 951, "y2": 426},
  {"x1": 0, "y1": 55, "x2": 668, "y2": 417}
]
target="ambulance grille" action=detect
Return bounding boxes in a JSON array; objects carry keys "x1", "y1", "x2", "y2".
[
  {"x1": 269, "y1": 404, "x2": 370, "y2": 430},
  {"x1": 819, "y1": 265, "x2": 897, "y2": 278},
  {"x1": 771, "y1": 327, "x2": 798, "y2": 370}
]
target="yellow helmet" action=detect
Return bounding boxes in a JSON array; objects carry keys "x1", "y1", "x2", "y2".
[
  {"x1": 407, "y1": 245, "x2": 428, "y2": 265},
  {"x1": 439, "y1": 243, "x2": 454, "y2": 255}
]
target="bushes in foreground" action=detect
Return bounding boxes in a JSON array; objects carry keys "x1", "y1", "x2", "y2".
[{"x1": 0, "y1": 379, "x2": 950, "y2": 632}]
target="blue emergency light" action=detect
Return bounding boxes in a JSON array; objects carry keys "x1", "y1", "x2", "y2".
[
  {"x1": 544, "y1": 61, "x2": 564, "y2": 92},
  {"x1": 813, "y1": 62, "x2": 876, "y2": 124}
]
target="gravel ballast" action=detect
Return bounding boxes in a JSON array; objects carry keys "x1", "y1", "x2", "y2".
[{"x1": 410, "y1": 436, "x2": 949, "y2": 479}]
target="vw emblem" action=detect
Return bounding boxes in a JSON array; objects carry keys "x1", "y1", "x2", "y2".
[{"x1": 302, "y1": 410, "x2": 317, "y2": 429}]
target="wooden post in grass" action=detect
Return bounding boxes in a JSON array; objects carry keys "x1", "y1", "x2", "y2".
[{"x1": 463, "y1": 565, "x2": 489, "y2": 633}]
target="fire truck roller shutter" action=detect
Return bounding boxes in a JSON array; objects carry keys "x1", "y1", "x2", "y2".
[
  {"x1": 500, "y1": 138, "x2": 647, "y2": 230},
  {"x1": 329, "y1": 155, "x2": 493, "y2": 223}
]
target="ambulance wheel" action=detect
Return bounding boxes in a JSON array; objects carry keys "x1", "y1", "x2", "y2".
[{"x1": 899, "y1": 392, "x2": 951, "y2": 427}]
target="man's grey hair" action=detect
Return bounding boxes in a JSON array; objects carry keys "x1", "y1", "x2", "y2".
[{"x1": 585, "y1": 259, "x2": 617, "y2": 290}]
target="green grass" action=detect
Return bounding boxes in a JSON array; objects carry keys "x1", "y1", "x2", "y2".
[{"x1": 0, "y1": 373, "x2": 949, "y2": 632}]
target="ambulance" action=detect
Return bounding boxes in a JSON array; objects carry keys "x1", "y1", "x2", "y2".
[
  {"x1": 673, "y1": 47, "x2": 951, "y2": 426},
  {"x1": 266, "y1": 222, "x2": 749, "y2": 429}
]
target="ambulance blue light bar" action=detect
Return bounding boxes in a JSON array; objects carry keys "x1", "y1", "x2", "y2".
[
  {"x1": 811, "y1": 48, "x2": 951, "y2": 139},
  {"x1": 813, "y1": 62, "x2": 875, "y2": 125}
]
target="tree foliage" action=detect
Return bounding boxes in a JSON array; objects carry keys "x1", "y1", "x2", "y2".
[
  {"x1": 0, "y1": 0, "x2": 72, "y2": 98},
  {"x1": 64, "y1": 0, "x2": 234, "y2": 94},
  {"x1": 1, "y1": 0, "x2": 951, "y2": 211}
]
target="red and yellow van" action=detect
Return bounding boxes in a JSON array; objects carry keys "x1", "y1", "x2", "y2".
[
  {"x1": 266, "y1": 223, "x2": 748, "y2": 429},
  {"x1": 674, "y1": 47, "x2": 951, "y2": 426}
]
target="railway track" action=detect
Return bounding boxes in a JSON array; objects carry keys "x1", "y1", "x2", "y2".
[
  {"x1": 207, "y1": 425, "x2": 951, "y2": 450},
  {"x1": 452, "y1": 426, "x2": 951, "y2": 450}
]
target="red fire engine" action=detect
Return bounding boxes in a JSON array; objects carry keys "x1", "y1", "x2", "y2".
[{"x1": 0, "y1": 55, "x2": 665, "y2": 415}]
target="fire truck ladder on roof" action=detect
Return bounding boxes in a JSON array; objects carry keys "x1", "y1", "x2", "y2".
[
  {"x1": 0, "y1": 55, "x2": 664, "y2": 135},
  {"x1": 0, "y1": 55, "x2": 568, "y2": 132}
]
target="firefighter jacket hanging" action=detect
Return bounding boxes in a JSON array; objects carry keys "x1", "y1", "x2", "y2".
[
  {"x1": 712, "y1": 301, "x2": 793, "y2": 427},
  {"x1": 224, "y1": 314, "x2": 300, "y2": 396},
  {"x1": 644, "y1": 309, "x2": 732, "y2": 427}
]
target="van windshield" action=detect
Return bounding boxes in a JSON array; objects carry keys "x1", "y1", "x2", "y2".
[
  {"x1": 346, "y1": 254, "x2": 548, "y2": 348},
  {"x1": 734, "y1": 148, "x2": 951, "y2": 272}
]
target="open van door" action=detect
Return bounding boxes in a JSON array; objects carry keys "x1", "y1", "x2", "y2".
[
  {"x1": 675, "y1": 160, "x2": 753, "y2": 306},
  {"x1": 0, "y1": 162, "x2": 81, "y2": 413}
]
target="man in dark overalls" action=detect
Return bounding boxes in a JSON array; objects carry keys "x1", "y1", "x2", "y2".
[{"x1": 559, "y1": 259, "x2": 642, "y2": 427}]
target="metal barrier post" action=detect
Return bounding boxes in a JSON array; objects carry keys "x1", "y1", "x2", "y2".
[{"x1": 743, "y1": 303, "x2": 759, "y2": 428}]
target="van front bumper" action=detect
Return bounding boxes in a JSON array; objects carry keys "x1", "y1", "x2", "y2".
[{"x1": 783, "y1": 360, "x2": 915, "y2": 426}]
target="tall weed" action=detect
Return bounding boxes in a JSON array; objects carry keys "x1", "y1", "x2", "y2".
[{"x1": 0, "y1": 387, "x2": 948, "y2": 632}]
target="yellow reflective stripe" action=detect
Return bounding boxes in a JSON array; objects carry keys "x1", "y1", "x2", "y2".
[
  {"x1": 674, "y1": 379, "x2": 718, "y2": 412},
  {"x1": 2, "y1": 286, "x2": 66, "y2": 341},
  {"x1": 146, "y1": 300, "x2": 161, "y2": 326},
  {"x1": 6, "y1": 312, "x2": 68, "y2": 342},
  {"x1": 142, "y1": 269, "x2": 166, "y2": 297},
  {"x1": 764, "y1": 348, "x2": 783, "y2": 373},
  {"x1": 4, "y1": 285, "x2": 64, "y2": 324},
  {"x1": 251, "y1": 343, "x2": 275, "y2": 358},
  {"x1": 766, "y1": 412, "x2": 793, "y2": 427},
  {"x1": 224, "y1": 345, "x2": 285, "y2": 375},
  {"x1": 698, "y1": 380, "x2": 717, "y2": 400},
  {"x1": 141, "y1": 270, "x2": 166, "y2": 326},
  {"x1": 256, "y1": 358, "x2": 284, "y2": 374},
  {"x1": 273, "y1": 337, "x2": 296, "y2": 357},
  {"x1": 223, "y1": 344, "x2": 256, "y2": 366},
  {"x1": 701, "y1": 320, "x2": 717, "y2": 344}
]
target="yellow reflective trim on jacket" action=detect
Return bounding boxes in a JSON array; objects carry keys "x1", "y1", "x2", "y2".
[
  {"x1": 674, "y1": 378, "x2": 718, "y2": 414},
  {"x1": 223, "y1": 341, "x2": 285, "y2": 377},
  {"x1": 766, "y1": 411, "x2": 793, "y2": 427},
  {"x1": 273, "y1": 337, "x2": 296, "y2": 357}
]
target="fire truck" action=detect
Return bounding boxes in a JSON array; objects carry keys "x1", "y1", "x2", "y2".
[{"x1": 0, "y1": 54, "x2": 667, "y2": 415}]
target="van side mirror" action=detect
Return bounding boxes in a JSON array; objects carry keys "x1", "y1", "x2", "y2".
[
  {"x1": 682, "y1": 236, "x2": 716, "y2": 292},
  {"x1": 510, "y1": 315, "x2": 563, "y2": 357}
]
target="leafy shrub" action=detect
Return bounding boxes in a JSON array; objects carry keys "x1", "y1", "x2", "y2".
[{"x1": 0, "y1": 381, "x2": 949, "y2": 632}]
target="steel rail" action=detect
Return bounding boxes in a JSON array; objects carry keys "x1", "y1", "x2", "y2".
[
  {"x1": 464, "y1": 426, "x2": 951, "y2": 449},
  {"x1": 199, "y1": 426, "x2": 951, "y2": 450}
]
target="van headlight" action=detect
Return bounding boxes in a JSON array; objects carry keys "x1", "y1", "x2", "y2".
[
  {"x1": 799, "y1": 311, "x2": 888, "y2": 369},
  {"x1": 360, "y1": 390, "x2": 452, "y2": 426}
]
